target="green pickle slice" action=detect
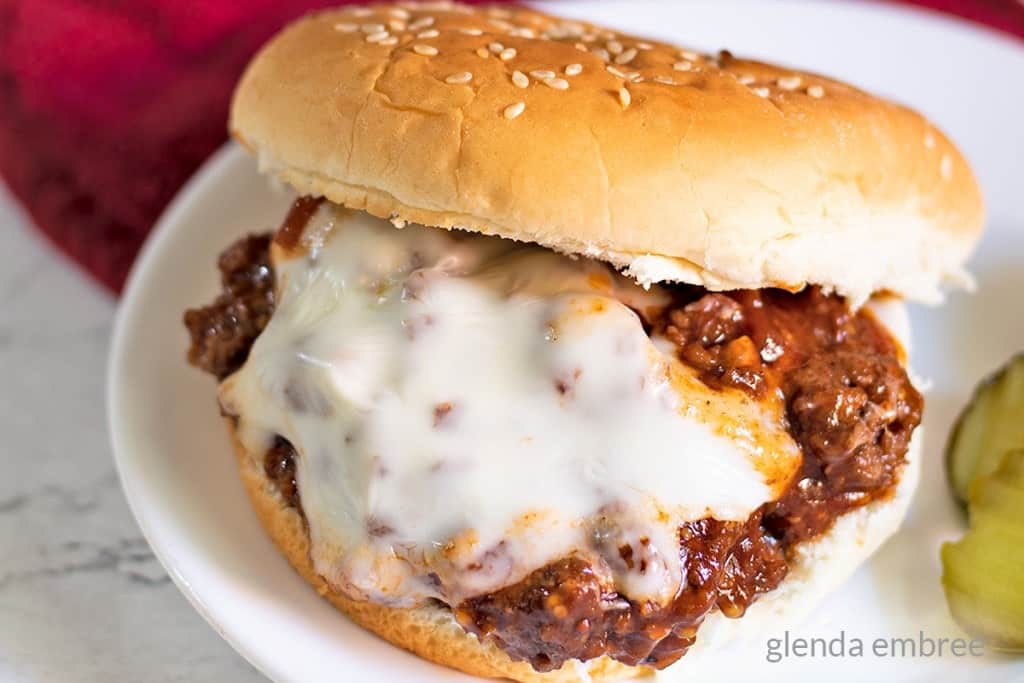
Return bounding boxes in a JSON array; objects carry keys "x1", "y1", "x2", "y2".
[
  {"x1": 946, "y1": 354, "x2": 1024, "y2": 503},
  {"x1": 941, "y1": 449, "x2": 1024, "y2": 650}
]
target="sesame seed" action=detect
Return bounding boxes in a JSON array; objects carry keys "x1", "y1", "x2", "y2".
[
  {"x1": 408, "y1": 16, "x2": 435, "y2": 31},
  {"x1": 389, "y1": 19, "x2": 406, "y2": 31},
  {"x1": 564, "y1": 63, "x2": 583, "y2": 76},
  {"x1": 615, "y1": 47, "x2": 638, "y2": 65},
  {"x1": 592, "y1": 48, "x2": 611, "y2": 62},
  {"x1": 390, "y1": 8, "x2": 410, "y2": 19},
  {"x1": 445, "y1": 71, "x2": 473, "y2": 84},
  {"x1": 380, "y1": 36, "x2": 398, "y2": 46},
  {"x1": 417, "y1": 29, "x2": 439, "y2": 38},
  {"x1": 504, "y1": 102, "x2": 525, "y2": 119},
  {"x1": 618, "y1": 87, "x2": 631, "y2": 108},
  {"x1": 361, "y1": 23, "x2": 385, "y2": 33},
  {"x1": 636, "y1": 42, "x2": 653, "y2": 50},
  {"x1": 365, "y1": 31, "x2": 390, "y2": 43},
  {"x1": 499, "y1": 47, "x2": 517, "y2": 60},
  {"x1": 544, "y1": 77, "x2": 569, "y2": 90},
  {"x1": 512, "y1": 70, "x2": 529, "y2": 88},
  {"x1": 627, "y1": 72, "x2": 643, "y2": 83},
  {"x1": 807, "y1": 84, "x2": 825, "y2": 98},
  {"x1": 351, "y1": 7, "x2": 372, "y2": 17},
  {"x1": 607, "y1": 39, "x2": 623, "y2": 55},
  {"x1": 476, "y1": 47, "x2": 489, "y2": 58},
  {"x1": 752, "y1": 86, "x2": 770, "y2": 98},
  {"x1": 777, "y1": 75, "x2": 802, "y2": 91},
  {"x1": 413, "y1": 44, "x2": 438, "y2": 56},
  {"x1": 334, "y1": 22, "x2": 358, "y2": 32},
  {"x1": 510, "y1": 27, "x2": 536, "y2": 38},
  {"x1": 941, "y1": 154, "x2": 953, "y2": 179},
  {"x1": 563, "y1": 21, "x2": 585, "y2": 36},
  {"x1": 459, "y1": 27, "x2": 483, "y2": 36},
  {"x1": 673, "y1": 61, "x2": 692, "y2": 72},
  {"x1": 489, "y1": 41, "x2": 504, "y2": 53},
  {"x1": 737, "y1": 74, "x2": 756, "y2": 85},
  {"x1": 654, "y1": 75, "x2": 676, "y2": 85},
  {"x1": 924, "y1": 132, "x2": 936, "y2": 149},
  {"x1": 574, "y1": 42, "x2": 588, "y2": 52},
  {"x1": 679, "y1": 49, "x2": 700, "y2": 61},
  {"x1": 530, "y1": 69, "x2": 556, "y2": 80},
  {"x1": 606, "y1": 65, "x2": 626, "y2": 78}
]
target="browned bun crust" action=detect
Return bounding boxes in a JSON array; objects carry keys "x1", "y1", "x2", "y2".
[
  {"x1": 231, "y1": 3, "x2": 984, "y2": 304},
  {"x1": 227, "y1": 419, "x2": 648, "y2": 683}
]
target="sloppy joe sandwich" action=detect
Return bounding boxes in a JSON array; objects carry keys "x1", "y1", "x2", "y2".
[{"x1": 184, "y1": 3, "x2": 984, "y2": 680}]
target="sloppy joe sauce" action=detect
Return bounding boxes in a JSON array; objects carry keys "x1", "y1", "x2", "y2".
[
  {"x1": 457, "y1": 290, "x2": 919, "y2": 670},
  {"x1": 184, "y1": 199, "x2": 921, "y2": 672}
]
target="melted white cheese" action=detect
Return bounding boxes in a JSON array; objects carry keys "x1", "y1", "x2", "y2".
[{"x1": 220, "y1": 206, "x2": 802, "y2": 607}]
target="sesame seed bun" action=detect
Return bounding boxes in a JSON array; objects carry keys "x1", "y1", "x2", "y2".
[
  {"x1": 230, "y1": 2, "x2": 983, "y2": 305},
  {"x1": 227, "y1": 418, "x2": 920, "y2": 682}
]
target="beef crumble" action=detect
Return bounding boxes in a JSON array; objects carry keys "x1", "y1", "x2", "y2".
[
  {"x1": 184, "y1": 233, "x2": 274, "y2": 380},
  {"x1": 264, "y1": 435, "x2": 301, "y2": 509},
  {"x1": 184, "y1": 200, "x2": 922, "y2": 673}
]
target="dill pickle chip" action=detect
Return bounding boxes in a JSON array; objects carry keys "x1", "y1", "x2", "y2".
[
  {"x1": 941, "y1": 449, "x2": 1024, "y2": 650},
  {"x1": 946, "y1": 354, "x2": 1024, "y2": 503}
]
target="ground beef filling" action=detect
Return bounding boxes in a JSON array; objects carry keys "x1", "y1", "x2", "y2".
[
  {"x1": 183, "y1": 233, "x2": 302, "y2": 508},
  {"x1": 184, "y1": 234, "x2": 274, "y2": 380},
  {"x1": 185, "y1": 226, "x2": 922, "y2": 673},
  {"x1": 457, "y1": 288, "x2": 920, "y2": 671}
]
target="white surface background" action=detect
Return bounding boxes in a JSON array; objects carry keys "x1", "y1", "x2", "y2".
[
  {"x1": 4, "y1": 1, "x2": 1024, "y2": 681},
  {"x1": 0, "y1": 191, "x2": 263, "y2": 681}
]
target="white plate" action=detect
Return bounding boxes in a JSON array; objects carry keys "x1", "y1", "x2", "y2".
[{"x1": 107, "y1": 2, "x2": 1024, "y2": 681}]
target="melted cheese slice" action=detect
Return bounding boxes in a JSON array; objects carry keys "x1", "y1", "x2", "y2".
[{"x1": 220, "y1": 206, "x2": 802, "y2": 607}]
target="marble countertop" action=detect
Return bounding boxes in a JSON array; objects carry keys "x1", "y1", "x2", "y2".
[{"x1": 0, "y1": 187, "x2": 264, "y2": 682}]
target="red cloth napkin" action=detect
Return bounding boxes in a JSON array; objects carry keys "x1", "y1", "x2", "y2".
[{"x1": 1, "y1": 0, "x2": 1021, "y2": 294}]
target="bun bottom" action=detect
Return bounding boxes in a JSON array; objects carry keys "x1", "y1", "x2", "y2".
[
  {"x1": 228, "y1": 421, "x2": 645, "y2": 683},
  {"x1": 228, "y1": 419, "x2": 920, "y2": 682}
]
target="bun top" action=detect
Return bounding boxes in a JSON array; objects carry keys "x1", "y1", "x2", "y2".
[{"x1": 231, "y1": 1, "x2": 984, "y2": 304}]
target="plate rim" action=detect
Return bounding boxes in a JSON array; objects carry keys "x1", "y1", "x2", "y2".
[{"x1": 106, "y1": 144, "x2": 284, "y2": 680}]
